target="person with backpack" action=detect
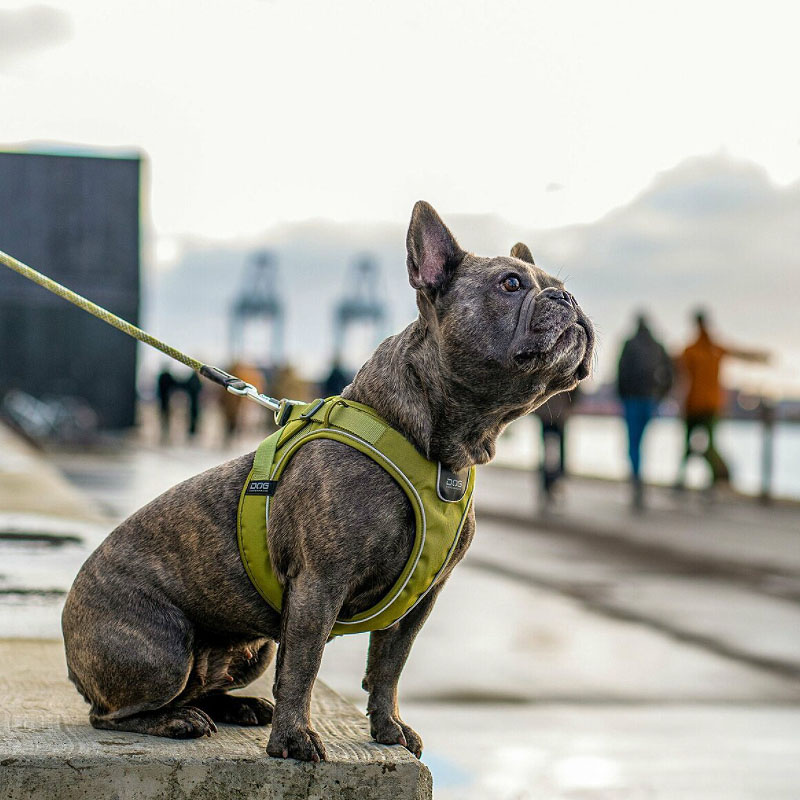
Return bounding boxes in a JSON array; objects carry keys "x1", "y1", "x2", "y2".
[{"x1": 617, "y1": 314, "x2": 673, "y2": 509}]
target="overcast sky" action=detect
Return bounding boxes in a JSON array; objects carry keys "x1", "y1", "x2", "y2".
[
  {"x1": 2, "y1": 0, "x2": 799, "y2": 247},
  {"x1": 2, "y1": 1, "x2": 799, "y2": 396},
  {"x1": 139, "y1": 152, "x2": 799, "y2": 396}
]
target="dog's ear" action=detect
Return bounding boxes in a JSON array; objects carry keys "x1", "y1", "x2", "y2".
[
  {"x1": 510, "y1": 242, "x2": 535, "y2": 265},
  {"x1": 406, "y1": 201, "x2": 465, "y2": 290}
]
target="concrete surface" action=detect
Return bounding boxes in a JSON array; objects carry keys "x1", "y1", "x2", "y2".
[
  {"x1": 0, "y1": 424, "x2": 110, "y2": 638},
  {"x1": 477, "y1": 464, "x2": 800, "y2": 578},
  {"x1": 5, "y1": 415, "x2": 800, "y2": 798},
  {"x1": 0, "y1": 424, "x2": 104, "y2": 524},
  {"x1": 319, "y1": 557, "x2": 800, "y2": 705},
  {"x1": 0, "y1": 639, "x2": 431, "y2": 800}
]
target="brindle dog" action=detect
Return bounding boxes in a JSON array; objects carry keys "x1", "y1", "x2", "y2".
[{"x1": 62, "y1": 202, "x2": 594, "y2": 762}]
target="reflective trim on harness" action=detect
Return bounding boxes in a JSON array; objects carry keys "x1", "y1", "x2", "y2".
[
  {"x1": 267, "y1": 428, "x2": 429, "y2": 627},
  {"x1": 236, "y1": 397, "x2": 475, "y2": 636}
]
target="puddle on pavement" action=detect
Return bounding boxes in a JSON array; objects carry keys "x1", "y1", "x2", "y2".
[
  {"x1": 0, "y1": 530, "x2": 83, "y2": 546},
  {"x1": 0, "y1": 588, "x2": 66, "y2": 597}
]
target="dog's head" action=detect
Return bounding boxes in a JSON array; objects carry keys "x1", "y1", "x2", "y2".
[{"x1": 407, "y1": 201, "x2": 594, "y2": 409}]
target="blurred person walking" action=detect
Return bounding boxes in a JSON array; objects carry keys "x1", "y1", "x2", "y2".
[
  {"x1": 675, "y1": 309, "x2": 768, "y2": 491},
  {"x1": 321, "y1": 358, "x2": 352, "y2": 397},
  {"x1": 617, "y1": 314, "x2": 673, "y2": 510},
  {"x1": 156, "y1": 367, "x2": 204, "y2": 443},
  {"x1": 534, "y1": 388, "x2": 579, "y2": 507},
  {"x1": 220, "y1": 362, "x2": 264, "y2": 444},
  {"x1": 183, "y1": 372, "x2": 203, "y2": 439},
  {"x1": 156, "y1": 369, "x2": 175, "y2": 444}
]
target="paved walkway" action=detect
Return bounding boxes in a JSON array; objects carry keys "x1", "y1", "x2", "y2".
[
  {"x1": 4, "y1": 420, "x2": 800, "y2": 798},
  {"x1": 476, "y1": 466, "x2": 800, "y2": 582},
  {"x1": 0, "y1": 423, "x2": 104, "y2": 524}
]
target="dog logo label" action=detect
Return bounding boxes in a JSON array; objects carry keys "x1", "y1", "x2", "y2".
[
  {"x1": 437, "y1": 464, "x2": 469, "y2": 502},
  {"x1": 246, "y1": 480, "x2": 278, "y2": 496}
]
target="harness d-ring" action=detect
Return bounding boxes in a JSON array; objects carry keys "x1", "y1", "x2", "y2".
[{"x1": 322, "y1": 398, "x2": 349, "y2": 428}]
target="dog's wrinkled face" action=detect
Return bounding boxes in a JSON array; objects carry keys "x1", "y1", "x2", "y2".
[{"x1": 407, "y1": 202, "x2": 594, "y2": 408}]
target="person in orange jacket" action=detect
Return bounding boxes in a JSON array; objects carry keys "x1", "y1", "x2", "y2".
[{"x1": 675, "y1": 310, "x2": 768, "y2": 488}]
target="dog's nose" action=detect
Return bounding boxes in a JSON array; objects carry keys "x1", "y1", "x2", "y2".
[{"x1": 538, "y1": 287, "x2": 577, "y2": 310}]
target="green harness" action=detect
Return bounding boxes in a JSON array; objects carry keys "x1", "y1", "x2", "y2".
[{"x1": 237, "y1": 396, "x2": 475, "y2": 636}]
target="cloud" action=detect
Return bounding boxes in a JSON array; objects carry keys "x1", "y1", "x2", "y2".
[
  {"x1": 0, "y1": 5, "x2": 72, "y2": 68},
  {"x1": 636, "y1": 154, "x2": 776, "y2": 217},
  {"x1": 144, "y1": 153, "x2": 800, "y2": 395},
  {"x1": 532, "y1": 153, "x2": 800, "y2": 391}
]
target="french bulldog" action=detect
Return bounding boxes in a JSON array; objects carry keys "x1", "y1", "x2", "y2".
[{"x1": 62, "y1": 201, "x2": 594, "y2": 762}]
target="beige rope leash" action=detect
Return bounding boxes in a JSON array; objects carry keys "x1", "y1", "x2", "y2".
[{"x1": 0, "y1": 247, "x2": 302, "y2": 419}]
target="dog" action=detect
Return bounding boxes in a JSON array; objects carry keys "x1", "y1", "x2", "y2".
[{"x1": 62, "y1": 201, "x2": 594, "y2": 762}]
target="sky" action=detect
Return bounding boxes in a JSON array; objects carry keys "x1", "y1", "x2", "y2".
[
  {"x1": 141, "y1": 153, "x2": 800, "y2": 398},
  {"x1": 2, "y1": 0, "x2": 799, "y2": 394},
  {"x1": 2, "y1": 0, "x2": 799, "y2": 242}
]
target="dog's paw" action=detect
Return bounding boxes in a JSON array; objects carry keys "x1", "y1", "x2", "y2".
[
  {"x1": 159, "y1": 707, "x2": 218, "y2": 739},
  {"x1": 267, "y1": 724, "x2": 327, "y2": 762},
  {"x1": 196, "y1": 694, "x2": 274, "y2": 726},
  {"x1": 370, "y1": 714, "x2": 423, "y2": 758}
]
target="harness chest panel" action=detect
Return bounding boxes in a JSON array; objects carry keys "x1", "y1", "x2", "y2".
[{"x1": 236, "y1": 397, "x2": 475, "y2": 636}]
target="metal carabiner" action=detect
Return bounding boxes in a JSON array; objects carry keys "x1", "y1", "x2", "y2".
[
  {"x1": 273, "y1": 397, "x2": 306, "y2": 427},
  {"x1": 225, "y1": 381, "x2": 282, "y2": 413}
]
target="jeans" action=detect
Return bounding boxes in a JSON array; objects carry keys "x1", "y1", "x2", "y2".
[{"x1": 622, "y1": 397, "x2": 658, "y2": 480}]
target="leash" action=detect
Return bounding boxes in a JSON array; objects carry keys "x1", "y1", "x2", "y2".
[{"x1": 0, "y1": 248, "x2": 303, "y2": 423}]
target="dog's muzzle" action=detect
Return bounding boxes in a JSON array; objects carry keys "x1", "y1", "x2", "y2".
[
  {"x1": 511, "y1": 287, "x2": 594, "y2": 380},
  {"x1": 539, "y1": 287, "x2": 578, "y2": 311}
]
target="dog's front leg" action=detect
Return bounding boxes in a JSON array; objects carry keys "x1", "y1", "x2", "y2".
[
  {"x1": 362, "y1": 584, "x2": 443, "y2": 758},
  {"x1": 267, "y1": 572, "x2": 343, "y2": 762}
]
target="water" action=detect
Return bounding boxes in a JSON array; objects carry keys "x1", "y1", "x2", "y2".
[{"x1": 495, "y1": 414, "x2": 800, "y2": 501}]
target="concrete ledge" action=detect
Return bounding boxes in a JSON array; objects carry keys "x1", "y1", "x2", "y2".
[
  {"x1": 0, "y1": 640, "x2": 431, "y2": 800},
  {"x1": 0, "y1": 423, "x2": 104, "y2": 524}
]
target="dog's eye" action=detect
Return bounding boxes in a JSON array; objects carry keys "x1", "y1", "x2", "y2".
[{"x1": 501, "y1": 275, "x2": 521, "y2": 292}]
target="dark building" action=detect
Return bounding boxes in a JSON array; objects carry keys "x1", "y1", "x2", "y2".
[{"x1": 0, "y1": 150, "x2": 141, "y2": 429}]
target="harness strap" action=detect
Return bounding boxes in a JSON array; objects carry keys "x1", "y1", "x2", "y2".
[
  {"x1": 251, "y1": 429, "x2": 281, "y2": 481},
  {"x1": 284, "y1": 399, "x2": 388, "y2": 443},
  {"x1": 238, "y1": 396, "x2": 476, "y2": 636},
  {"x1": 248, "y1": 397, "x2": 386, "y2": 488}
]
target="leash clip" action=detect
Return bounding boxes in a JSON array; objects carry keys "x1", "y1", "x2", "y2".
[
  {"x1": 226, "y1": 381, "x2": 282, "y2": 413},
  {"x1": 274, "y1": 397, "x2": 305, "y2": 427}
]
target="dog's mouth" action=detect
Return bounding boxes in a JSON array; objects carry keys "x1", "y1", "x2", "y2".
[
  {"x1": 514, "y1": 323, "x2": 591, "y2": 377},
  {"x1": 511, "y1": 289, "x2": 594, "y2": 381}
]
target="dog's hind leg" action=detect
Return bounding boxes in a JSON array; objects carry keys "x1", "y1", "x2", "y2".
[
  {"x1": 187, "y1": 639, "x2": 276, "y2": 726},
  {"x1": 90, "y1": 706, "x2": 218, "y2": 738},
  {"x1": 63, "y1": 577, "x2": 216, "y2": 739},
  {"x1": 194, "y1": 694, "x2": 274, "y2": 726}
]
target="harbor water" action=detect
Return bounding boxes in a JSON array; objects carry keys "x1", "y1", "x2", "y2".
[{"x1": 495, "y1": 415, "x2": 800, "y2": 501}]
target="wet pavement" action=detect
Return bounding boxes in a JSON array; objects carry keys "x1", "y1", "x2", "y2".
[{"x1": 2, "y1": 417, "x2": 799, "y2": 798}]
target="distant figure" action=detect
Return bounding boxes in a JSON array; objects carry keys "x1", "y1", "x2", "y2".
[
  {"x1": 675, "y1": 309, "x2": 768, "y2": 490},
  {"x1": 271, "y1": 364, "x2": 311, "y2": 409},
  {"x1": 534, "y1": 389, "x2": 579, "y2": 505},
  {"x1": 617, "y1": 315, "x2": 673, "y2": 509},
  {"x1": 183, "y1": 372, "x2": 203, "y2": 438},
  {"x1": 321, "y1": 359, "x2": 351, "y2": 397},
  {"x1": 156, "y1": 368, "x2": 203, "y2": 443},
  {"x1": 220, "y1": 362, "x2": 263, "y2": 443},
  {"x1": 156, "y1": 369, "x2": 175, "y2": 443}
]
